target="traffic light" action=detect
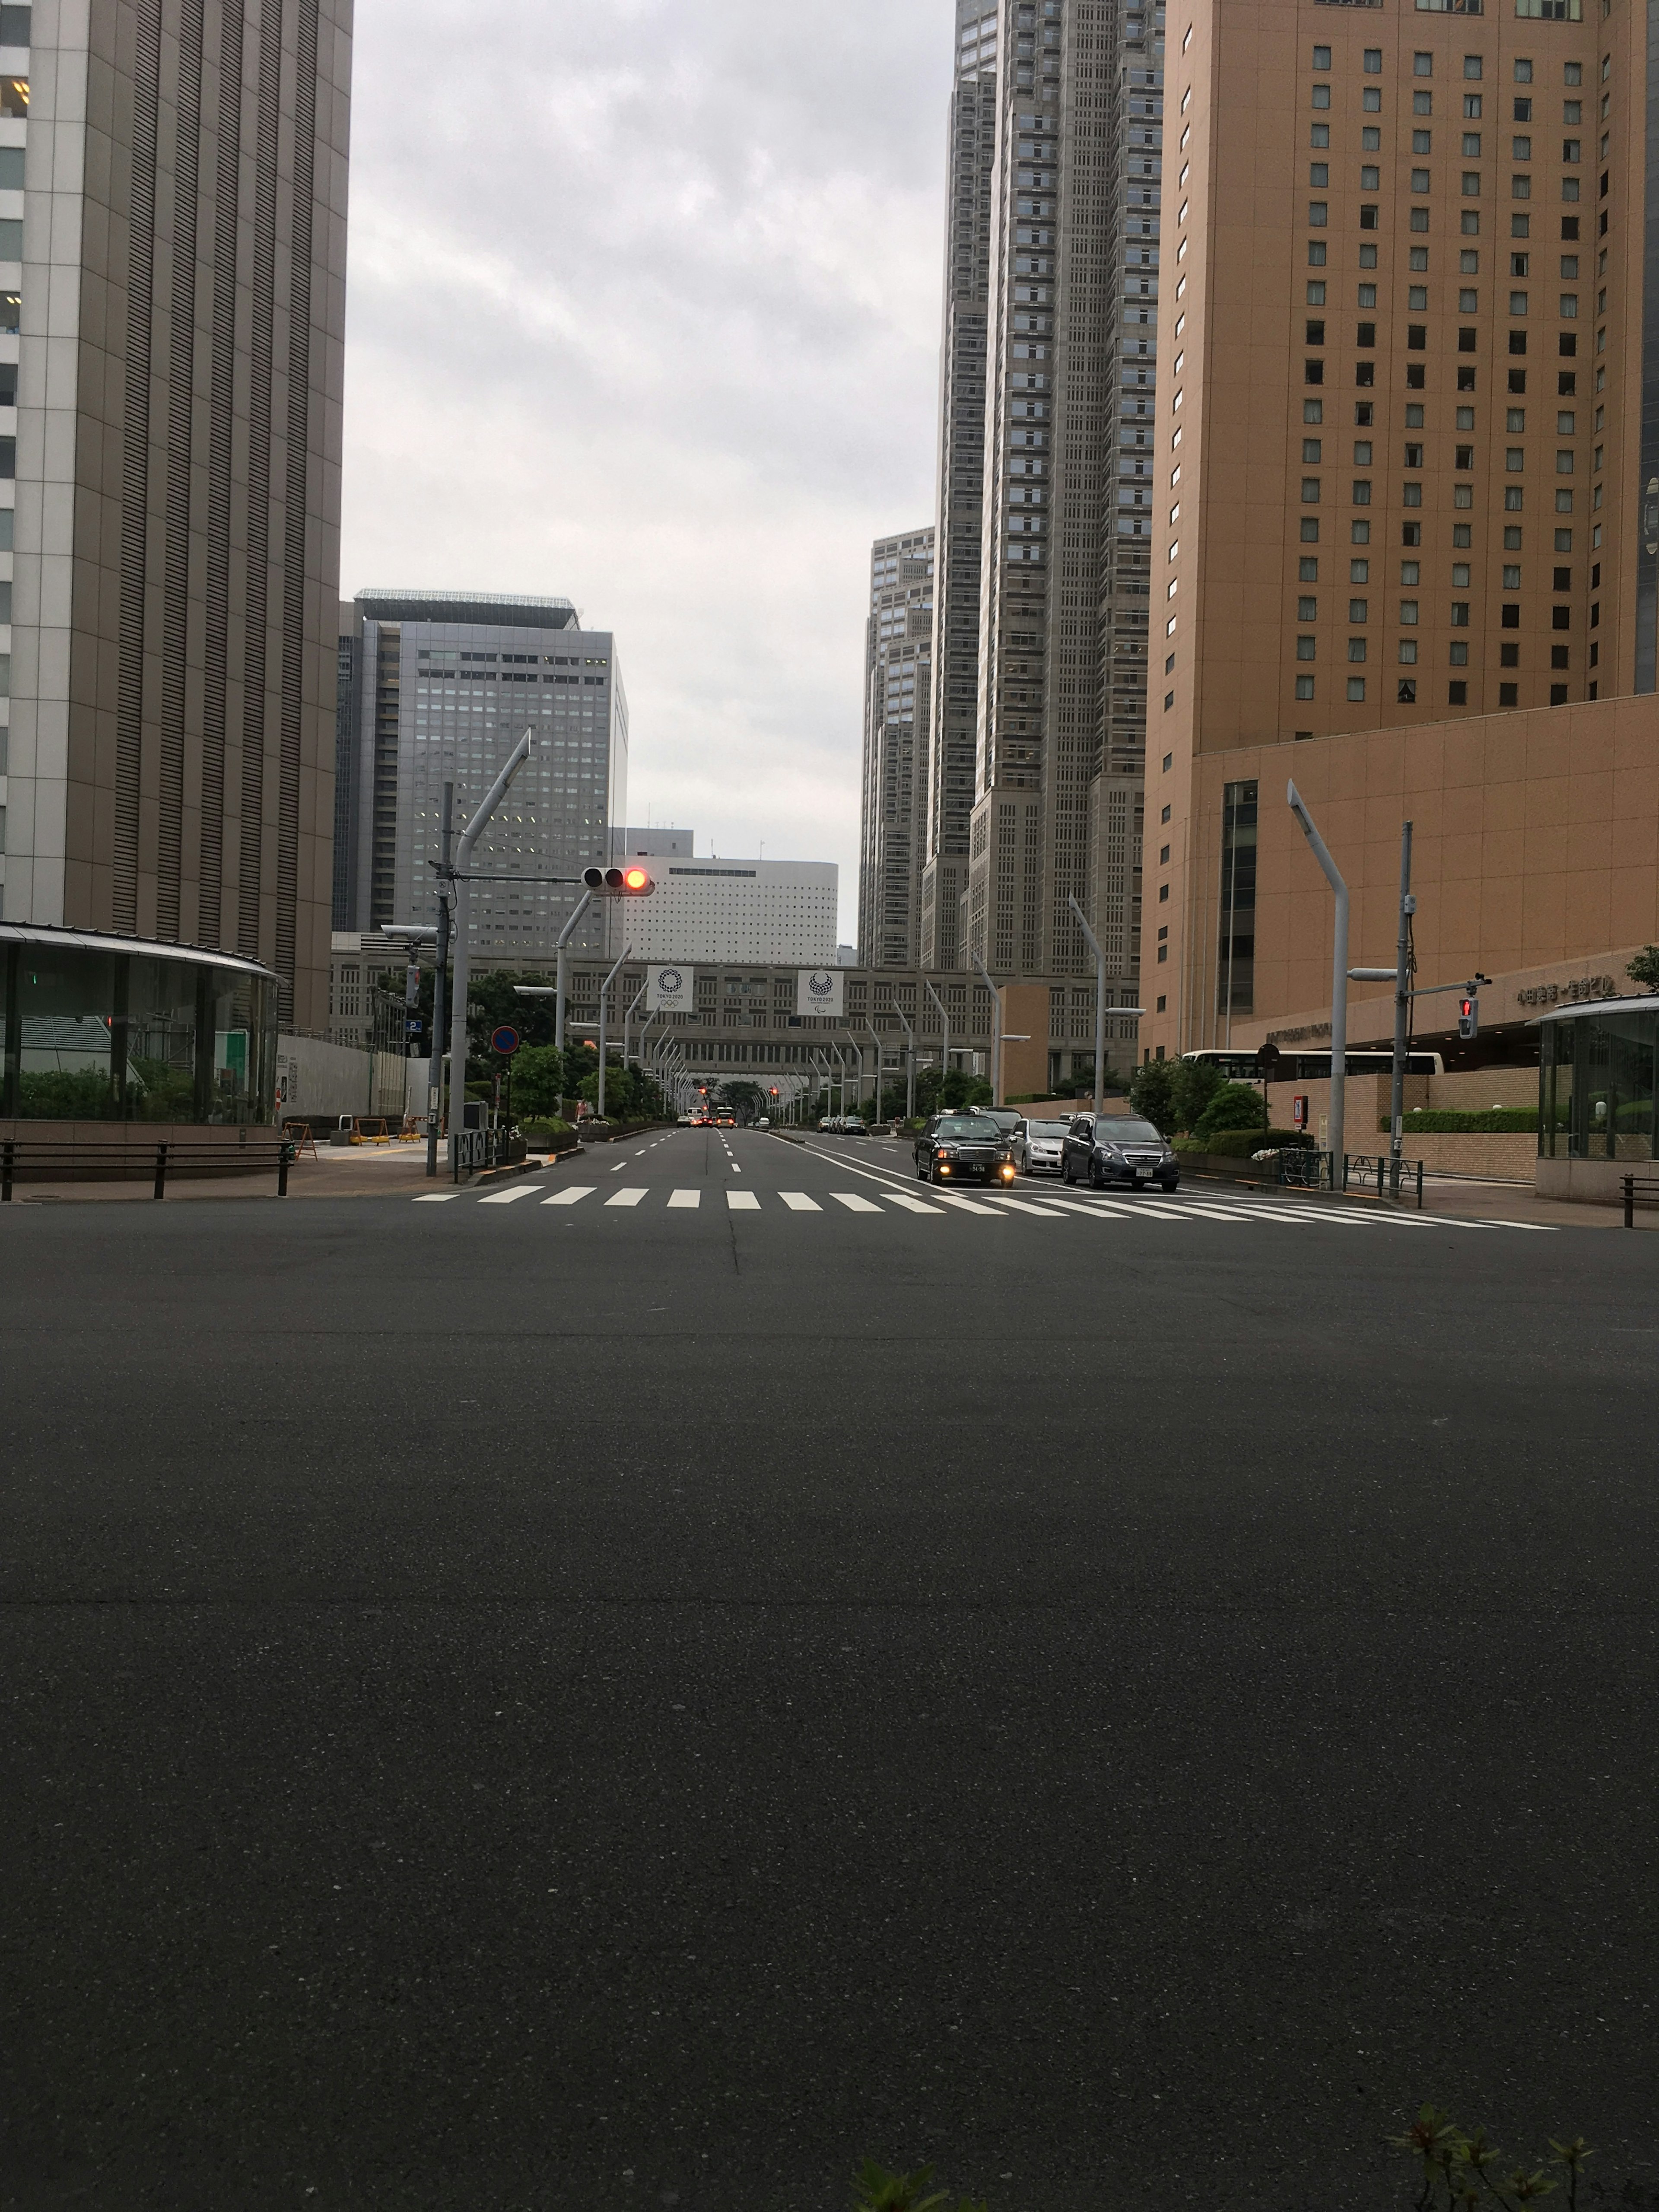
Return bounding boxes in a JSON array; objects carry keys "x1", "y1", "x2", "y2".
[
  {"x1": 582, "y1": 864, "x2": 655, "y2": 895},
  {"x1": 1459, "y1": 994, "x2": 1479, "y2": 1039}
]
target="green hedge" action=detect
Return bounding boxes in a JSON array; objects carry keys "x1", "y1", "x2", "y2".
[
  {"x1": 1173, "y1": 1126, "x2": 1312, "y2": 1158},
  {"x1": 1377, "y1": 1106, "x2": 1538, "y2": 1132}
]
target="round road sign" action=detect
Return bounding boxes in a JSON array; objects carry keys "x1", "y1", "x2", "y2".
[{"x1": 490, "y1": 1025, "x2": 520, "y2": 1056}]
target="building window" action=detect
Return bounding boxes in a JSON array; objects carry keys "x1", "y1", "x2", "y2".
[
  {"x1": 1217, "y1": 779, "x2": 1257, "y2": 1020},
  {"x1": 1295, "y1": 674, "x2": 1315, "y2": 699},
  {"x1": 1347, "y1": 677, "x2": 1367, "y2": 700}
]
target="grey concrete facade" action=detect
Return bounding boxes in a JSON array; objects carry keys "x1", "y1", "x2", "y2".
[
  {"x1": 3, "y1": 0, "x2": 352, "y2": 1033},
  {"x1": 857, "y1": 526, "x2": 933, "y2": 968},
  {"x1": 921, "y1": 1, "x2": 999, "y2": 974},
  {"x1": 936, "y1": 0, "x2": 1157, "y2": 1010},
  {"x1": 336, "y1": 589, "x2": 627, "y2": 968}
]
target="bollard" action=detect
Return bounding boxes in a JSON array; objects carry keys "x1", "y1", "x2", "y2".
[
  {"x1": 153, "y1": 1142, "x2": 168, "y2": 1201},
  {"x1": 1625, "y1": 1173, "x2": 1634, "y2": 1229},
  {"x1": 278, "y1": 1143, "x2": 291, "y2": 1198}
]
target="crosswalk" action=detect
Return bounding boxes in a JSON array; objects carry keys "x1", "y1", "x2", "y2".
[{"x1": 413, "y1": 1177, "x2": 1553, "y2": 1233}]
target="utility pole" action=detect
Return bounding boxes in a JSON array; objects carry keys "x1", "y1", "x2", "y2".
[
  {"x1": 448, "y1": 732, "x2": 535, "y2": 1180},
  {"x1": 969, "y1": 952, "x2": 1002, "y2": 1104},
  {"x1": 923, "y1": 978, "x2": 950, "y2": 1105},
  {"x1": 1390, "y1": 823, "x2": 1414, "y2": 1197},
  {"x1": 427, "y1": 782, "x2": 453, "y2": 1175},
  {"x1": 893, "y1": 1004, "x2": 916, "y2": 1121},
  {"x1": 595, "y1": 944, "x2": 631, "y2": 1121},
  {"x1": 1287, "y1": 781, "x2": 1349, "y2": 1182},
  {"x1": 1068, "y1": 892, "x2": 1108, "y2": 1112}
]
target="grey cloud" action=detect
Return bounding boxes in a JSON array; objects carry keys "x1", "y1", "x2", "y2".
[{"x1": 343, "y1": 2, "x2": 957, "y2": 924}]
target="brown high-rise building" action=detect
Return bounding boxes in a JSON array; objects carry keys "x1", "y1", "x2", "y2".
[
  {"x1": 1146, "y1": 0, "x2": 1654, "y2": 1059},
  {"x1": 2, "y1": 0, "x2": 352, "y2": 1031}
]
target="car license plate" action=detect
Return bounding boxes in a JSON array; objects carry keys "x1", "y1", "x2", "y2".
[{"x1": 1135, "y1": 1166, "x2": 1152, "y2": 1179}]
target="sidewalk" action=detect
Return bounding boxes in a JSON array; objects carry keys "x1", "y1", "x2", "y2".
[
  {"x1": 1187, "y1": 1163, "x2": 1656, "y2": 1230},
  {"x1": 0, "y1": 1144, "x2": 567, "y2": 1205}
]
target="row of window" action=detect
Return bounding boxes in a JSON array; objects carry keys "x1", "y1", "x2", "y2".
[
  {"x1": 1295, "y1": 678, "x2": 1581, "y2": 706},
  {"x1": 1311, "y1": 46, "x2": 1583, "y2": 86},
  {"x1": 1311, "y1": 137, "x2": 1584, "y2": 177},
  {"x1": 1295, "y1": 598, "x2": 1586, "y2": 633}
]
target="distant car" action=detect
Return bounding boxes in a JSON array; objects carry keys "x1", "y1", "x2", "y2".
[
  {"x1": 716, "y1": 1114, "x2": 736, "y2": 1126},
  {"x1": 1012, "y1": 1118, "x2": 1071, "y2": 1176},
  {"x1": 914, "y1": 1112, "x2": 1017, "y2": 1187},
  {"x1": 755, "y1": 1116, "x2": 770, "y2": 1130},
  {"x1": 1060, "y1": 1114, "x2": 1180, "y2": 1192},
  {"x1": 967, "y1": 1106, "x2": 1024, "y2": 1139},
  {"x1": 677, "y1": 1113, "x2": 694, "y2": 1125},
  {"x1": 840, "y1": 1117, "x2": 867, "y2": 1137}
]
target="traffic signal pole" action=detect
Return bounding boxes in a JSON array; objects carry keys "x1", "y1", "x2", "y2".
[
  {"x1": 970, "y1": 952, "x2": 1002, "y2": 1105},
  {"x1": 923, "y1": 979, "x2": 950, "y2": 1100},
  {"x1": 553, "y1": 888, "x2": 594, "y2": 1055},
  {"x1": 595, "y1": 944, "x2": 632, "y2": 1121},
  {"x1": 893, "y1": 1005, "x2": 916, "y2": 1121},
  {"x1": 1068, "y1": 892, "x2": 1108, "y2": 1113},
  {"x1": 428, "y1": 782, "x2": 453, "y2": 1176}
]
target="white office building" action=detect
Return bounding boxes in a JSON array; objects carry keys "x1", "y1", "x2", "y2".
[{"x1": 609, "y1": 829, "x2": 837, "y2": 965}]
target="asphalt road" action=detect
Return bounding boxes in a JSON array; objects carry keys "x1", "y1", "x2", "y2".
[{"x1": 3, "y1": 1126, "x2": 1656, "y2": 2210}]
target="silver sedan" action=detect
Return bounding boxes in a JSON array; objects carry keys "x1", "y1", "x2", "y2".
[{"x1": 1012, "y1": 1118, "x2": 1071, "y2": 1176}]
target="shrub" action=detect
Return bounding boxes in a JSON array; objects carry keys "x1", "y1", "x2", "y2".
[
  {"x1": 1379, "y1": 1106, "x2": 1539, "y2": 1132},
  {"x1": 1194, "y1": 1080, "x2": 1269, "y2": 1144},
  {"x1": 520, "y1": 1116, "x2": 574, "y2": 1144}
]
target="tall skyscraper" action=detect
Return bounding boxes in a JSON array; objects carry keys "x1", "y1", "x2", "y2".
[
  {"x1": 935, "y1": 0, "x2": 1160, "y2": 1004},
  {"x1": 1144, "y1": 0, "x2": 1648, "y2": 1058},
  {"x1": 857, "y1": 527, "x2": 934, "y2": 966},
  {"x1": 2, "y1": 0, "x2": 352, "y2": 1030},
  {"x1": 922, "y1": 1, "x2": 1000, "y2": 973},
  {"x1": 335, "y1": 590, "x2": 627, "y2": 966}
]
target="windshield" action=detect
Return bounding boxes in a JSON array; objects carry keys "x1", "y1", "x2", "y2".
[
  {"x1": 1101, "y1": 1119, "x2": 1164, "y2": 1145},
  {"x1": 935, "y1": 1117, "x2": 996, "y2": 1141},
  {"x1": 1025, "y1": 1122, "x2": 1070, "y2": 1139},
  {"x1": 974, "y1": 1109, "x2": 1022, "y2": 1130}
]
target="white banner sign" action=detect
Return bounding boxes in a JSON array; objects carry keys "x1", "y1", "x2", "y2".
[
  {"x1": 646, "y1": 965, "x2": 695, "y2": 1015},
  {"x1": 796, "y1": 967, "x2": 845, "y2": 1019}
]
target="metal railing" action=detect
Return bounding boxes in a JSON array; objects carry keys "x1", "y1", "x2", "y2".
[
  {"x1": 1621, "y1": 1174, "x2": 1659, "y2": 1228},
  {"x1": 1341, "y1": 1152, "x2": 1426, "y2": 1208},
  {"x1": 1, "y1": 1137, "x2": 295, "y2": 1201}
]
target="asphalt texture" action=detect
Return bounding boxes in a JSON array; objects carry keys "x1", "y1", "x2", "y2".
[{"x1": 3, "y1": 1125, "x2": 1656, "y2": 2210}]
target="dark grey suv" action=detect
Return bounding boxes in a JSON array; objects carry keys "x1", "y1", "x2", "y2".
[
  {"x1": 1060, "y1": 1114, "x2": 1180, "y2": 1192},
  {"x1": 914, "y1": 1112, "x2": 1017, "y2": 1187}
]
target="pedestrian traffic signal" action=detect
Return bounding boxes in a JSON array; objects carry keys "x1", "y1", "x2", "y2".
[
  {"x1": 1459, "y1": 994, "x2": 1479, "y2": 1039},
  {"x1": 582, "y1": 864, "x2": 655, "y2": 895}
]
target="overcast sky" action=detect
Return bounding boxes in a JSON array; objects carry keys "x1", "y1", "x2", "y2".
[{"x1": 340, "y1": 1, "x2": 958, "y2": 944}]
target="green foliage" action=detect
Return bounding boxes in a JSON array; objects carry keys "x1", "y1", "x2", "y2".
[
  {"x1": 1379, "y1": 1106, "x2": 1540, "y2": 1132},
  {"x1": 1625, "y1": 944, "x2": 1659, "y2": 990},
  {"x1": 1170, "y1": 1055, "x2": 1225, "y2": 1134},
  {"x1": 1193, "y1": 1079, "x2": 1269, "y2": 1143},
  {"x1": 850, "y1": 2162, "x2": 984, "y2": 2212},
  {"x1": 17, "y1": 1068, "x2": 117, "y2": 1118},
  {"x1": 1389, "y1": 2104, "x2": 1593, "y2": 2211},
  {"x1": 1190, "y1": 1124, "x2": 1310, "y2": 1157},
  {"x1": 508, "y1": 1044, "x2": 570, "y2": 1119},
  {"x1": 519, "y1": 1117, "x2": 575, "y2": 1146},
  {"x1": 1127, "y1": 1057, "x2": 1179, "y2": 1135},
  {"x1": 914, "y1": 1066, "x2": 993, "y2": 1117}
]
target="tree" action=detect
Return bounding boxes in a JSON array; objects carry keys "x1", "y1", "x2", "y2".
[
  {"x1": 1128, "y1": 1057, "x2": 1179, "y2": 1135},
  {"x1": 913, "y1": 1065, "x2": 993, "y2": 1118},
  {"x1": 1627, "y1": 945, "x2": 1659, "y2": 990},
  {"x1": 1169, "y1": 1055, "x2": 1224, "y2": 1135}
]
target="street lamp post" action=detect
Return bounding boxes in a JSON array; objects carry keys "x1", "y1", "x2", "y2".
[
  {"x1": 969, "y1": 952, "x2": 1002, "y2": 1104},
  {"x1": 1287, "y1": 780, "x2": 1350, "y2": 1180},
  {"x1": 448, "y1": 731, "x2": 535, "y2": 1179},
  {"x1": 595, "y1": 944, "x2": 632, "y2": 1122},
  {"x1": 893, "y1": 1005, "x2": 916, "y2": 1122},
  {"x1": 1068, "y1": 892, "x2": 1109, "y2": 1113},
  {"x1": 923, "y1": 978, "x2": 950, "y2": 1104}
]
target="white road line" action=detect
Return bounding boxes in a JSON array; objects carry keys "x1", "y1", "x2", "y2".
[
  {"x1": 605, "y1": 1187, "x2": 649, "y2": 1207},
  {"x1": 731, "y1": 1164, "x2": 743, "y2": 1173},
  {"x1": 414, "y1": 1191, "x2": 463, "y2": 1202},
  {"x1": 543, "y1": 1185, "x2": 597, "y2": 1206},
  {"x1": 609, "y1": 1161, "x2": 628, "y2": 1173},
  {"x1": 726, "y1": 1189, "x2": 761, "y2": 1211},
  {"x1": 932, "y1": 1191, "x2": 1003, "y2": 1216},
  {"x1": 831, "y1": 1192, "x2": 884, "y2": 1214},
  {"x1": 478, "y1": 1183, "x2": 540, "y2": 1205},
  {"x1": 778, "y1": 1192, "x2": 821, "y2": 1211},
  {"x1": 883, "y1": 1192, "x2": 948, "y2": 1215},
  {"x1": 982, "y1": 1195, "x2": 1066, "y2": 1219},
  {"x1": 667, "y1": 1189, "x2": 700, "y2": 1209}
]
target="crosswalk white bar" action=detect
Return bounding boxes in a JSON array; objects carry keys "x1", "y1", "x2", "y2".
[
  {"x1": 478, "y1": 1183, "x2": 540, "y2": 1205},
  {"x1": 414, "y1": 1191, "x2": 464, "y2": 1202},
  {"x1": 778, "y1": 1192, "x2": 822, "y2": 1211},
  {"x1": 605, "y1": 1187, "x2": 649, "y2": 1207},
  {"x1": 831, "y1": 1192, "x2": 884, "y2": 1214},
  {"x1": 667, "y1": 1189, "x2": 701, "y2": 1208},
  {"x1": 883, "y1": 1192, "x2": 948, "y2": 1215},
  {"x1": 983, "y1": 1195, "x2": 1065, "y2": 1219},
  {"x1": 726, "y1": 1189, "x2": 760, "y2": 1211},
  {"x1": 931, "y1": 1191, "x2": 1003, "y2": 1216},
  {"x1": 542, "y1": 1186, "x2": 597, "y2": 1206}
]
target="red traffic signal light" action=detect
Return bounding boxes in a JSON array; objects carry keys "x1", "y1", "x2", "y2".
[
  {"x1": 1458, "y1": 995, "x2": 1479, "y2": 1039},
  {"x1": 582, "y1": 864, "x2": 655, "y2": 895}
]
